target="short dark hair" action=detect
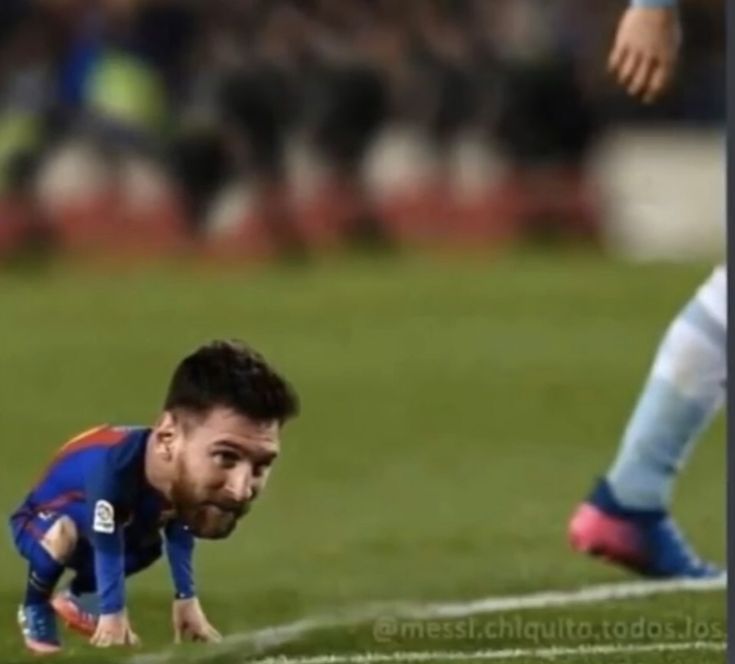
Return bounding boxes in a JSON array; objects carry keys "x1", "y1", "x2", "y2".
[{"x1": 164, "y1": 340, "x2": 299, "y2": 424}]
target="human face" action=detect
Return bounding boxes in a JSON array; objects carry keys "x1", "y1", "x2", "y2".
[{"x1": 164, "y1": 407, "x2": 280, "y2": 539}]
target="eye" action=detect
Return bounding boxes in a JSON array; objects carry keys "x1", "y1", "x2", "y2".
[
  {"x1": 212, "y1": 451, "x2": 239, "y2": 469},
  {"x1": 253, "y1": 460, "x2": 273, "y2": 477}
]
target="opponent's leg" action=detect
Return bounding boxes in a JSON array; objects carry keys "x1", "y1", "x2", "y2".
[{"x1": 569, "y1": 267, "x2": 726, "y2": 577}]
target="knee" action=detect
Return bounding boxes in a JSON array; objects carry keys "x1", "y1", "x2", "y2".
[{"x1": 40, "y1": 516, "x2": 78, "y2": 564}]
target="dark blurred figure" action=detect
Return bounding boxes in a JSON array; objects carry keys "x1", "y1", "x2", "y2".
[
  {"x1": 297, "y1": 0, "x2": 392, "y2": 248},
  {"x1": 481, "y1": 0, "x2": 603, "y2": 243}
]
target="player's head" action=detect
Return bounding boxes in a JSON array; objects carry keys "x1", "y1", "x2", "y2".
[{"x1": 152, "y1": 339, "x2": 299, "y2": 539}]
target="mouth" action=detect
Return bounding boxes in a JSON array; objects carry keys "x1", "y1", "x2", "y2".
[{"x1": 204, "y1": 501, "x2": 249, "y2": 519}]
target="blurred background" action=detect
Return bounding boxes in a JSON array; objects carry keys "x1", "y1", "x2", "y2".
[{"x1": 0, "y1": 0, "x2": 724, "y2": 262}]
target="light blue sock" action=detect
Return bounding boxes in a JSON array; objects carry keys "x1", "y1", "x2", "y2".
[{"x1": 606, "y1": 289, "x2": 726, "y2": 511}]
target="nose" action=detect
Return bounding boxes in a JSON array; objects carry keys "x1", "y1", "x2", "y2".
[{"x1": 225, "y1": 464, "x2": 254, "y2": 504}]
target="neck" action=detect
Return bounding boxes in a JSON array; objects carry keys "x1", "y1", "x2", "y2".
[{"x1": 144, "y1": 429, "x2": 173, "y2": 500}]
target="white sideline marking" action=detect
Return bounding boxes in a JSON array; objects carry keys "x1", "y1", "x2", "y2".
[
  {"x1": 129, "y1": 576, "x2": 726, "y2": 664},
  {"x1": 250, "y1": 641, "x2": 725, "y2": 664}
]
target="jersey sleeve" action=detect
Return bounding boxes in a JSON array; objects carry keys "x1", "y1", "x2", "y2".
[
  {"x1": 164, "y1": 520, "x2": 196, "y2": 599},
  {"x1": 85, "y1": 457, "x2": 129, "y2": 615}
]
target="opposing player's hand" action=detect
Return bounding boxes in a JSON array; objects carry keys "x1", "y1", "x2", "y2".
[
  {"x1": 608, "y1": 7, "x2": 681, "y2": 103},
  {"x1": 90, "y1": 611, "x2": 141, "y2": 648},
  {"x1": 172, "y1": 597, "x2": 223, "y2": 643}
]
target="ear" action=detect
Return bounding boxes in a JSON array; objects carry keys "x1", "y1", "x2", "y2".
[{"x1": 153, "y1": 411, "x2": 179, "y2": 461}]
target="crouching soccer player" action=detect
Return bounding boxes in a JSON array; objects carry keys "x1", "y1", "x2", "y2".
[{"x1": 9, "y1": 340, "x2": 299, "y2": 654}]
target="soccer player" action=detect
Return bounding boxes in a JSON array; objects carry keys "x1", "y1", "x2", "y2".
[
  {"x1": 568, "y1": 0, "x2": 725, "y2": 577},
  {"x1": 9, "y1": 340, "x2": 299, "y2": 654}
]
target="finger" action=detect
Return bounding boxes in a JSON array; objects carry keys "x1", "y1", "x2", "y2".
[
  {"x1": 178, "y1": 625, "x2": 194, "y2": 642},
  {"x1": 206, "y1": 623, "x2": 223, "y2": 639},
  {"x1": 174, "y1": 628, "x2": 182, "y2": 645},
  {"x1": 608, "y1": 42, "x2": 627, "y2": 73},
  {"x1": 92, "y1": 634, "x2": 111, "y2": 648},
  {"x1": 181, "y1": 627, "x2": 204, "y2": 643},
  {"x1": 197, "y1": 628, "x2": 218, "y2": 643},
  {"x1": 187, "y1": 625, "x2": 216, "y2": 643},
  {"x1": 128, "y1": 630, "x2": 141, "y2": 646},
  {"x1": 207, "y1": 627, "x2": 223, "y2": 643},
  {"x1": 628, "y1": 56, "x2": 655, "y2": 98},
  {"x1": 644, "y1": 60, "x2": 672, "y2": 103},
  {"x1": 617, "y1": 50, "x2": 642, "y2": 87}
]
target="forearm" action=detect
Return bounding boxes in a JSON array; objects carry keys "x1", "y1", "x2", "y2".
[
  {"x1": 93, "y1": 535, "x2": 126, "y2": 615},
  {"x1": 165, "y1": 522, "x2": 196, "y2": 599}
]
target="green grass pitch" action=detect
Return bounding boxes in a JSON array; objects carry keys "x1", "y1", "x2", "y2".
[{"x1": 0, "y1": 253, "x2": 725, "y2": 664}]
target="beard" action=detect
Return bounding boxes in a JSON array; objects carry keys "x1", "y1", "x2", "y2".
[
  {"x1": 177, "y1": 502, "x2": 244, "y2": 539},
  {"x1": 170, "y1": 463, "x2": 250, "y2": 539}
]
